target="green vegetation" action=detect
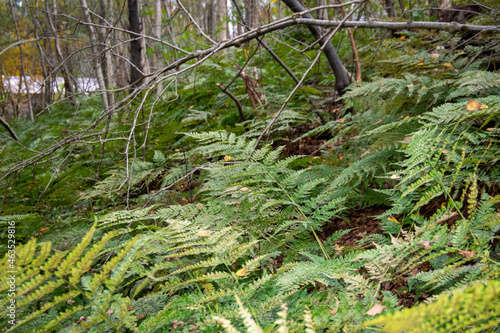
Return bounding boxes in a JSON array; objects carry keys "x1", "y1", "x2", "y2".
[{"x1": 1, "y1": 1, "x2": 499, "y2": 332}]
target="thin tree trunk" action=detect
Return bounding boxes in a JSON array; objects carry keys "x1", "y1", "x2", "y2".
[
  {"x1": 46, "y1": 0, "x2": 76, "y2": 104},
  {"x1": 155, "y1": 0, "x2": 163, "y2": 98},
  {"x1": 80, "y1": 0, "x2": 110, "y2": 110},
  {"x1": 217, "y1": 0, "x2": 228, "y2": 42},
  {"x1": 207, "y1": 0, "x2": 215, "y2": 36},
  {"x1": 99, "y1": 0, "x2": 115, "y2": 107},
  {"x1": 128, "y1": 0, "x2": 144, "y2": 89},
  {"x1": 9, "y1": 0, "x2": 33, "y2": 121},
  {"x1": 317, "y1": 0, "x2": 327, "y2": 20},
  {"x1": 282, "y1": 0, "x2": 351, "y2": 96}
]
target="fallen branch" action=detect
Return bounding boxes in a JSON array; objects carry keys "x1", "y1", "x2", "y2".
[{"x1": 0, "y1": 117, "x2": 19, "y2": 142}]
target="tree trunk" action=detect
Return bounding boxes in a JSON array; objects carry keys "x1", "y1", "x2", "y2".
[
  {"x1": 317, "y1": 0, "x2": 327, "y2": 20},
  {"x1": 99, "y1": 0, "x2": 115, "y2": 106},
  {"x1": 384, "y1": 0, "x2": 396, "y2": 17},
  {"x1": 155, "y1": 0, "x2": 163, "y2": 98},
  {"x1": 206, "y1": 0, "x2": 215, "y2": 36},
  {"x1": 282, "y1": 0, "x2": 351, "y2": 96},
  {"x1": 80, "y1": 0, "x2": 110, "y2": 110},
  {"x1": 46, "y1": 0, "x2": 76, "y2": 104},
  {"x1": 216, "y1": 0, "x2": 228, "y2": 42},
  {"x1": 8, "y1": 0, "x2": 33, "y2": 121},
  {"x1": 245, "y1": 0, "x2": 259, "y2": 28},
  {"x1": 128, "y1": 0, "x2": 143, "y2": 89}
]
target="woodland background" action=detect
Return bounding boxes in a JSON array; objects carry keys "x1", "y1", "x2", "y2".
[{"x1": 0, "y1": 0, "x2": 499, "y2": 332}]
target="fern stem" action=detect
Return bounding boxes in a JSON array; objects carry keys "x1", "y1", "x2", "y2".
[{"x1": 256, "y1": 162, "x2": 330, "y2": 260}]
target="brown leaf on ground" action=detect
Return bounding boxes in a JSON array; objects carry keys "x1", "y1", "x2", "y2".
[{"x1": 365, "y1": 303, "x2": 386, "y2": 316}]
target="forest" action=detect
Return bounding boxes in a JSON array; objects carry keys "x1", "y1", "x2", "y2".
[{"x1": 0, "y1": 0, "x2": 499, "y2": 331}]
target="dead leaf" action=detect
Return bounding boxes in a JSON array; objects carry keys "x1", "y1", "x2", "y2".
[
  {"x1": 390, "y1": 234, "x2": 401, "y2": 245},
  {"x1": 443, "y1": 63, "x2": 454, "y2": 69},
  {"x1": 418, "y1": 240, "x2": 431, "y2": 250},
  {"x1": 236, "y1": 267, "x2": 247, "y2": 277},
  {"x1": 431, "y1": 53, "x2": 440, "y2": 59},
  {"x1": 106, "y1": 309, "x2": 114, "y2": 316},
  {"x1": 197, "y1": 230, "x2": 211, "y2": 237},
  {"x1": 467, "y1": 99, "x2": 484, "y2": 111},
  {"x1": 390, "y1": 174, "x2": 401, "y2": 179},
  {"x1": 224, "y1": 155, "x2": 233, "y2": 161},
  {"x1": 406, "y1": 83, "x2": 414, "y2": 88},
  {"x1": 337, "y1": 118, "x2": 346, "y2": 123},
  {"x1": 240, "y1": 187, "x2": 249, "y2": 192},
  {"x1": 334, "y1": 246, "x2": 345, "y2": 251},
  {"x1": 486, "y1": 128, "x2": 496, "y2": 131},
  {"x1": 400, "y1": 36, "x2": 405, "y2": 40},
  {"x1": 387, "y1": 216, "x2": 399, "y2": 223},
  {"x1": 172, "y1": 320, "x2": 185, "y2": 329},
  {"x1": 39, "y1": 227, "x2": 49, "y2": 234},
  {"x1": 365, "y1": 303, "x2": 386, "y2": 316},
  {"x1": 67, "y1": 299, "x2": 75, "y2": 305},
  {"x1": 417, "y1": 60, "x2": 425, "y2": 66},
  {"x1": 458, "y1": 250, "x2": 476, "y2": 258},
  {"x1": 404, "y1": 136, "x2": 412, "y2": 142},
  {"x1": 136, "y1": 315, "x2": 145, "y2": 319},
  {"x1": 329, "y1": 308, "x2": 338, "y2": 315}
]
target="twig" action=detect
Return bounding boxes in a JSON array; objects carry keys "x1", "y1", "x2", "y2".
[{"x1": 216, "y1": 83, "x2": 246, "y2": 122}]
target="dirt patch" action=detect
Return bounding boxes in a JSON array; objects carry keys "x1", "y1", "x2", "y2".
[{"x1": 319, "y1": 207, "x2": 388, "y2": 246}]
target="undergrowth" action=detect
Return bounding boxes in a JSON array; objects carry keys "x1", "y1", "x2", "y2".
[{"x1": 1, "y1": 27, "x2": 499, "y2": 333}]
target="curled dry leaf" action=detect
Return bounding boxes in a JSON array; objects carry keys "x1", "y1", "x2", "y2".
[
  {"x1": 67, "y1": 299, "x2": 75, "y2": 305},
  {"x1": 240, "y1": 187, "x2": 249, "y2": 192},
  {"x1": 365, "y1": 303, "x2": 386, "y2": 316},
  {"x1": 390, "y1": 174, "x2": 400, "y2": 179},
  {"x1": 431, "y1": 53, "x2": 440, "y2": 59},
  {"x1": 458, "y1": 250, "x2": 476, "y2": 258}
]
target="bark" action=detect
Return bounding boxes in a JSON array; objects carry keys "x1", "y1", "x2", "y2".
[
  {"x1": 80, "y1": 0, "x2": 110, "y2": 110},
  {"x1": 384, "y1": 0, "x2": 397, "y2": 17},
  {"x1": 8, "y1": 0, "x2": 33, "y2": 121},
  {"x1": 207, "y1": 0, "x2": 215, "y2": 36},
  {"x1": 155, "y1": 0, "x2": 163, "y2": 98},
  {"x1": 282, "y1": 0, "x2": 351, "y2": 95},
  {"x1": 317, "y1": 0, "x2": 327, "y2": 20},
  {"x1": 437, "y1": 0, "x2": 452, "y2": 22},
  {"x1": 99, "y1": 0, "x2": 115, "y2": 106},
  {"x1": 216, "y1": 0, "x2": 228, "y2": 42},
  {"x1": 245, "y1": 0, "x2": 259, "y2": 28},
  {"x1": 46, "y1": 0, "x2": 76, "y2": 104},
  {"x1": 128, "y1": 0, "x2": 144, "y2": 89}
]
